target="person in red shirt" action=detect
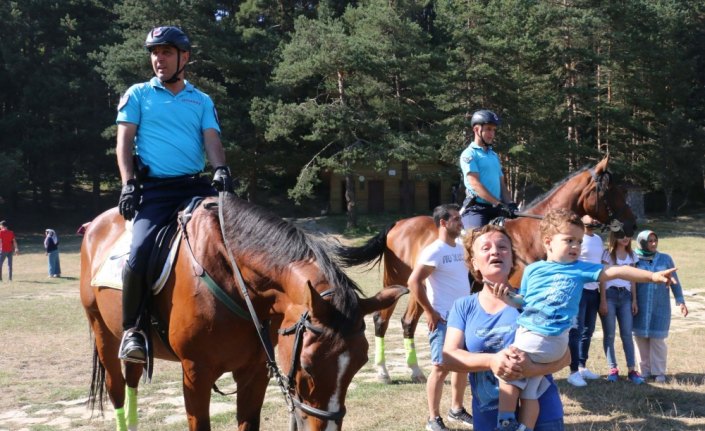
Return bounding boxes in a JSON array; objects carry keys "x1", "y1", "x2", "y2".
[{"x1": 0, "y1": 220, "x2": 19, "y2": 281}]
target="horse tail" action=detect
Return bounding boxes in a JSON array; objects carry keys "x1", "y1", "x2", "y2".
[
  {"x1": 88, "y1": 338, "x2": 106, "y2": 416},
  {"x1": 335, "y1": 222, "x2": 396, "y2": 268}
]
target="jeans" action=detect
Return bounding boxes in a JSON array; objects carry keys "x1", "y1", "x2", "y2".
[
  {"x1": 428, "y1": 321, "x2": 448, "y2": 366},
  {"x1": 47, "y1": 250, "x2": 61, "y2": 276},
  {"x1": 0, "y1": 251, "x2": 12, "y2": 280},
  {"x1": 601, "y1": 287, "x2": 636, "y2": 369},
  {"x1": 568, "y1": 289, "x2": 600, "y2": 371},
  {"x1": 535, "y1": 418, "x2": 565, "y2": 431}
]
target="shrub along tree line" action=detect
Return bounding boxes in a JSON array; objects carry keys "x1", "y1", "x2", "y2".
[{"x1": 1, "y1": 0, "x2": 704, "y2": 225}]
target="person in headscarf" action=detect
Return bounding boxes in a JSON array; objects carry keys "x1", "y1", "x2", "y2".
[
  {"x1": 633, "y1": 230, "x2": 688, "y2": 383},
  {"x1": 44, "y1": 229, "x2": 61, "y2": 278}
]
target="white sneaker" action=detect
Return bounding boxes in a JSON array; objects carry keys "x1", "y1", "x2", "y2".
[
  {"x1": 579, "y1": 367, "x2": 600, "y2": 380},
  {"x1": 567, "y1": 371, "x2": 587, "y2": 387}
]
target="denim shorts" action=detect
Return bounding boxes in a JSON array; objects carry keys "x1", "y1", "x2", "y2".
[
  {"x1": 428, "y1": 321, "x2": 448, "y2": 365},
  {"x1": 535, "y1": 418, "x2": 565, "y2": 431}
]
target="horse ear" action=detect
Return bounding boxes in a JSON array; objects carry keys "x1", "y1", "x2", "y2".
[
  {"x1": 595, "y1": 156, "x2": 609, "y2": 174},
  {"x1": 300, "y1": 280, "x2": 332, "y2": 313},
  {"x1": 358, "y1": 285, "x2": 409, "y2": 316}
]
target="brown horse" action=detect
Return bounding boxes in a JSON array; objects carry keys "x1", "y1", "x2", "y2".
[
  {"x1": 80, "y1": 192, "x2": 407, "y2": 431},
  {"x1": 335, "y1": 157, "x2": 637, "y2": 383}
]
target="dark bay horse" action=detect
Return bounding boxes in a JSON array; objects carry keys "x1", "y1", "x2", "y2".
[
  {"x1": 335, "y1": 157, "x2": 637, "y2": 383},
  {"x1": 80, "y1": 192, "x2": 407, "y2": 430}
]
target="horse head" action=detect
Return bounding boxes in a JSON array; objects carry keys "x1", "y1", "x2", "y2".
[
  {"x1": 579, "y1": 156, "x2": 637, "y2": 237},
  {"x1": 276, "y1": 276, "x2": 406, "y2": 430}
]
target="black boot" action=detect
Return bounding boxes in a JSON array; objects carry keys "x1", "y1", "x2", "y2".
[{"x1": 119, "y1": 265, "x2": 147, "y2": 363}]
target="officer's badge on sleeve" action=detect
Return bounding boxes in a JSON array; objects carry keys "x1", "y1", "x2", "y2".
[
  {"x1": 462, "y1": 155, "x2": 472, "y2": 164},
  {"x1": 117, "y1": 93, "x2": 129, "y2": 112}
]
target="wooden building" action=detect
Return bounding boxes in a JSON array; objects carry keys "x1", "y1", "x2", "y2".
[{"x1": 326, "y1": 162, "x2": 461, "y2": 215}]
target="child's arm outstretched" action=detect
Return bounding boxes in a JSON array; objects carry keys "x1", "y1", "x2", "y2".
[{"x1": 601, "y1": 266, "x2": 676, "y2": 286}]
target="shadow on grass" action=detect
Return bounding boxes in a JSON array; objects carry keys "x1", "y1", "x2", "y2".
[{"x1": 559, "y1": 373, "x2": 705, "y2": 429}]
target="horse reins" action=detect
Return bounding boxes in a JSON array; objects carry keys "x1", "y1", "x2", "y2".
[
  {"x1": 493, "y1": 169, "x2": 628, "y2": 231},
  {"x1": 213, "y1": 191, "x2": 347, "y2": 424}
]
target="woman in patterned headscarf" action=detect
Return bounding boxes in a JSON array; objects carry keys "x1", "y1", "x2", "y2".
[
  {"x1": 44, "y1": 229, "x2": 61, "y2": 278},
  {"x1": 633, "y1": 230, "x2": 688, "y2": 383}
]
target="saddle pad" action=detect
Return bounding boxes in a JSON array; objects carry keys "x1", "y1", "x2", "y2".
[{"x1": 91, "y1": 227, "x2": 182, "y2": 295}]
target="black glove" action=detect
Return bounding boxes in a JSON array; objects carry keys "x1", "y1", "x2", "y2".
[
  {"x1": 496, "y1": 202, "x2": 517, "y2": 219},
  {"x1": 507, "y1": 202, "x2": 519, "y2": 217},
  {"x1": 118, "y1": 179, "x2": 141, "y2": 221},
  {"x1": 211, "y1": 165, "x2": 234, "y2": 193}
]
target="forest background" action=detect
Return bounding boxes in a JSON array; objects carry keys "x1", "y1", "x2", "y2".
[{"x1": 2, "y1": 0, "x2": 705, "y2": 228}]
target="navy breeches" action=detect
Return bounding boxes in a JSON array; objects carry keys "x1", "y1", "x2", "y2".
[{"x1": 127, "y1": 177, "x2": 215, "y2": 274}]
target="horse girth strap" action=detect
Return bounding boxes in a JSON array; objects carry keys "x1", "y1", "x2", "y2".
[{"x1": 198, "y1": 271, "x2": 251, "y2": 320}]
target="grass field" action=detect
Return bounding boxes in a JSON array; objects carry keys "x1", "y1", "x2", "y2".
[{"x1": 0, "y1": 213, "x2": 704, "y2": 430}]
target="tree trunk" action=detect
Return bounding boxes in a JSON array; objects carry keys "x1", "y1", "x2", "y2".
[
  {"x1": 400, "y1": 160, "x2": 411, "y2": 214},
  {"x1": 664, "y1": 186, "x2": 673, "y2": 218},
  {"x1": 92, "y1": 174, "x2": 101, "y2": 213},
  {"x1": 345, "y1": 173, "x2": 357, "y2": 229}
]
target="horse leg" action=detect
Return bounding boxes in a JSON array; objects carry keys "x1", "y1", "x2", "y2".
[
  {"x1": 87, "y1": 314, "x2": 130, "y2": 431},
  {"x1": 401, "y1": 299, "x2": 426, "y2": 383},
  {"x1": 234, "y1": 365, "x2": 269, "y2": 430},
  {"x1": 182, "y1": 361, "x2": 216, "y2": 431},
  {"x1": 123, "y1": 363, "x2": 143, "y2": 431},
  {"x1": 372, "y1": 299, "x2": 398, "y2": 384}
]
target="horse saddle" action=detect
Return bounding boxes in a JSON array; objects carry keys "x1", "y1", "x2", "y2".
[{"x1": 91, "y1": 197, "x2": 203, "y2": 293}]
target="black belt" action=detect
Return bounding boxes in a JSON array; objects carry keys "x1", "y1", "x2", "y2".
[
  {"x1": 145, "y1": 173, "x2": 202, "y2": 183},
  {"x1": 608, "y1": 286, "x2": 629, "y2": 292}
]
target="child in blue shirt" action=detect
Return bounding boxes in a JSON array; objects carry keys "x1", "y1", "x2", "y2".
[{"x1": 494, "y1": 208, "x2": 676, "y2": 431}]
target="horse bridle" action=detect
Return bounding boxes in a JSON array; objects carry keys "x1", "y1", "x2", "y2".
[
  {"x1": 214, "y1": 191, "x2": 347, "y2": 424},
  {"x1": 588, "y1": 168, "x2": 630, "y2": 235}
]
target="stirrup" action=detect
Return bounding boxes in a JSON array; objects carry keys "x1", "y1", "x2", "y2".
[{"x1": 119, "y1": 328, "x2": 149, "y2": 364}]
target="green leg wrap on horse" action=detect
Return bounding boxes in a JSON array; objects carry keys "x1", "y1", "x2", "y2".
[
  {"x1": 404, "y1": 338, "x2": 418, "y2": 367},
  {"x1": 375, "y1": 336, "x2": 386, "y2": 365},
  {"x1": 126, "y1": 386, "x2": 138, "y2": 430},
  {"x1": 114, "y1": 407, "x2": 127, "y2": 431}
]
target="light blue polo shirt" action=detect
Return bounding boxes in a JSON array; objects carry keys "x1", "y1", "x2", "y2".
[
  {"x1": 517, "y1": 260, "x2": 604, "y2": 336},
  {"x1": 459, "y1": 143, "x2": 503, "y2": 204},
  {"x1": 116, "y1": 77, "x2": 221, "y2": 178}
]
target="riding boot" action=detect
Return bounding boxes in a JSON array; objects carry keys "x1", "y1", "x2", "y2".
[{"x1": 119, "y1": 265, "x2": 147, "y2": 364}]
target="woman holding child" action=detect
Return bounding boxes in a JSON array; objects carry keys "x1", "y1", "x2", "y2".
[
  {"x1": 443, "y1": 224, "x2": 568, "y2": 431},
  {"x1": 444, "y1": 210, "x2": 676, "y2": 431}
]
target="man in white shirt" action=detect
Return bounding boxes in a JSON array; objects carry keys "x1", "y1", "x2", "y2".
[{"x1": 408, "y1": 204, "x2": 473, "y2": 431}]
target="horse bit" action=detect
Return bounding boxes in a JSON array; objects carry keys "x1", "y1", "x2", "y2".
[{"x1": 212, "y1": 191, "x2": 347, "y2": 424}]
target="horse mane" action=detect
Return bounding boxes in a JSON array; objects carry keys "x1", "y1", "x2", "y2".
[
  {"x1": 524, "y1": 165, "x2": 591, "y2": 210},
  {"x1": 218, "y1": 194, "x2": 362, "y2": 331}
]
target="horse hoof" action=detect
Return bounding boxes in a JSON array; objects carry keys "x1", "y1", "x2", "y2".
[
  {"x1": 376, "y1": 373, "x2": 392, "y2": 384},
  {"x1": 410, "y1": 374, "x2": 427, "y2": 384}
]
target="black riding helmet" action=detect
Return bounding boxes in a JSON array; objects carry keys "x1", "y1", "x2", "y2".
[
  {"x1": 145, "y1": 26, "x2": 191, "y2": 84},
  {"x1": 145, "y1": 26, "x2": 191, "y2": 52},
  {"x1": 469, "y1": 109, "x2": 500, "y2": 147},
  {"x1": 470, "y1": 109, "x2": 501, "y2": 127}
]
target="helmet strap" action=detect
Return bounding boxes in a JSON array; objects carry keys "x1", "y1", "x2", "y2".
[
  {"x1": 478, "y1": 124, "x2": 492, "y2": 148},
  {"x1": 162, "y1": 50, "x2": 186, "y2": 84}
]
